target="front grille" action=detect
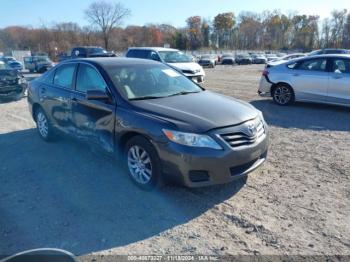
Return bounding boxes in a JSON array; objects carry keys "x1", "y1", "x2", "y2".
[
  {"x1": 182, "y1": 69, "x2": 195, "y2": 74},
  {"x1": 189, "y1": 171, "x2": 210, "y2": 182},
  {"x1": 220, "y1": 119, "x2": 265, "y2": 148},
  {"x1": 230, "y1": 151, "x2": 267, "y2": 176}
]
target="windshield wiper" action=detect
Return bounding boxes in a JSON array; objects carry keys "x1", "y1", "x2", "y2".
[
  {"x1": 166, "y1": 91, "x2": 200, "y2": 97},
  {"x1": 129, "y1": 96, "x2": 164, "y2": 101}
]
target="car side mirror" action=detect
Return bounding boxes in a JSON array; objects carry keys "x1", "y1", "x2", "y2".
[{"x1": 86, "y1": 89, "x2": 110, "y2": 101}]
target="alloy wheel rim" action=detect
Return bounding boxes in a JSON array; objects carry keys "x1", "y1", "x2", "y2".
[
  {"x1": 127, "y1": 145, "x2": 152, "y2": 184},
  {"x1": 274, "y1": 86, "x2": 291, "y2": 104},
  {"x1": 37, "y1": 112, "x2": 48, "y2": 138}
]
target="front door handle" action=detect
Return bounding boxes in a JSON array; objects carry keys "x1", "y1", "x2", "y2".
[
  {"x1": 332, "y1": 75, "x2": 342, "y2": 79},
  {"x1": 293, "y1": 73, "x2": 300, "y2": 77}
]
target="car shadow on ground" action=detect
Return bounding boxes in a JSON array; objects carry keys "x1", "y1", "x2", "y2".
[
  {"x1": 0, "y1": 129, "x2": 245, "y2": 256},
  {"x1": 251, "y1": 99, "x2": 350, "y2": 132}
]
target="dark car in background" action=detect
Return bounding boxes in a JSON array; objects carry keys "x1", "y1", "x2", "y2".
[
  {"x1": 235, "y1": 54, "x2": 253, "y2": 65},
  {"x1": 59, "y1": 46, "x2": 116, "y2": 62},
  {"x1": 28, "y1": 58, "x2": 268, "y2": 190},
  {"x1": 221, "y1": 54, "x2": 236, "y2": 65},
  {"x1": 24, "y1": 56, "x2": 55, "y2": 73},
  {"x1": 0, "y1": 61, "x2": 26, "y2": 100}
]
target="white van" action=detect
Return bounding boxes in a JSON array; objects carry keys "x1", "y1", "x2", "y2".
[{"x1": 126, "y1": 47, "x2": 205, "y2": 83}]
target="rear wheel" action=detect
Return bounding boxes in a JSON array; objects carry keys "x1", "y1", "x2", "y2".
[
  {"x1": 124, "y1": 136, "x2": 162, "y2": 190},
  {"x1": 272, "y1": 84, "x2": 294, "y2": 106}
]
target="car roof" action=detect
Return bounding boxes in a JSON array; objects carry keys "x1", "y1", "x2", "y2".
[
  {"x1": 62, "y1": 57, "x2": 162, "y2": 67},
  {"x1": 128, "y1": 47, "x2": 179, "y2": 52},
  {"x1": 72, "y1": 46, "x2": 104, "y2": 49},
  {"x1": 306, "y1": 54, "x2": 350, "y2": 58}
]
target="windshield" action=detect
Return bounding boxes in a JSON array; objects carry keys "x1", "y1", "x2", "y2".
[
  {"x1": 107, "y1": 64, "x2": 202, "y2": 100},
  {"x1": 36, "y1": 56, "x2": 52, "y2": 63},
  {"x1": 158, "y1": 51, "x2": 192, "y2": 63},
  {"x1": 89, "y1": 48, "x2": 107, "y2": 54}
]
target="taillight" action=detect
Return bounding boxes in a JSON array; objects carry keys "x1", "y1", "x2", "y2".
[{"x1": 262, "y1": 69, "x2": 269, "y2": 77}]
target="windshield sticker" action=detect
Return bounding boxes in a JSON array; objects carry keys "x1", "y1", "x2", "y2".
[{"x1": 162, "y1": 69, "x2": 180, "y2": 77}]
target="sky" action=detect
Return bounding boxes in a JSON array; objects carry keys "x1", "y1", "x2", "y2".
[{"x1": 0, "y1": 0, "x2": 348, "y2": 28}]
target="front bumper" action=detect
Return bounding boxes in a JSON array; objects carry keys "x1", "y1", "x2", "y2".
[
  {"x1": 0, "y1": 84, "x2": 25, "y2": 98},
  {"x1": 155, "y1": 126, "x2": 269, "y2": 188}
]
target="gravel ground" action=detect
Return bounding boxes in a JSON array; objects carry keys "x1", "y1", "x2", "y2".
[{"x1": 0, "y1": 65, "x2": 349, "y2": 259}]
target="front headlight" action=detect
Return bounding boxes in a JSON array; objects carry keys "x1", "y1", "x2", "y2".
[
  {"x1": 163, "y1": 129, "x2": 222, "y2": 150},
  {"x1": 257, "y1": 110, "x2": 265, "y2": 122}
]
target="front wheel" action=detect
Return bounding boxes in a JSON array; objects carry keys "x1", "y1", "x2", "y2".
[
  {"x1": 272, "y1": 84, "x2": 294, "y2": 106},
  {"x1": 35, "y1": 108, "x2": 55, "y2": 142},
  {"x1": 124, "y1": 136, "x2": 162, "y2": 190}
]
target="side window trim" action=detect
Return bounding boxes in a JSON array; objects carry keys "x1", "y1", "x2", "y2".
[{"x1": 53, "y1": 63, "x2": 77, "y2": 90}]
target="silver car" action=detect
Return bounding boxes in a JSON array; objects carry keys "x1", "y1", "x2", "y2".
[{"x1": 258, "y1": 54, "x2": 350, "y2": 107}]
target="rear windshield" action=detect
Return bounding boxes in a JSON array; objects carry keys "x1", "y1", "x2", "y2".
[{"x1": 158, "y1": 51, "x2": 192, "y2": 63}]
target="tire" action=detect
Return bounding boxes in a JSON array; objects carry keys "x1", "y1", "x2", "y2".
[
  {"x1": 272, "y1": 84, "x2": 295, "y2": 106},
  {"x1": 38, "y1": 67, "x2": 47, "y2": 74},
  {"x1": 124, "y1": 136, "x2": 162, "y2": 190},
  {"x1": 35, "y1": 107, "x2": 55, "y2": 142}
]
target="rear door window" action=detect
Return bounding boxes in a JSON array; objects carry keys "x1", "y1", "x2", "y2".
[
  {"x1": 127, "y1": 49, "x2": 150, "y2": 59},
  {"x1": 332, "y1": 59, "x2": 350, "y2": 74},
  {"x1": 53, "y1": 64, "x2": 76, "y2": 89},
  {"x1": 297, "y1": 58, "x2": 327, "y2": 72}
]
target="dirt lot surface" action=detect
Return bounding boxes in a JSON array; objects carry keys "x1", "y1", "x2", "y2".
[{"x1": 0, "y1": 65, "x2": 349, "y2": 259}]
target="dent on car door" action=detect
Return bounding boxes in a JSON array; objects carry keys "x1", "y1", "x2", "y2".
[
  {"x1": 327, "y1": 58, "x2": 350, "y2": 105},
  {"x1": 291, "y1": 58, "x2": 329, "y2": 101},
  {"x1": 40, "y1": 64, "x2": 76, "y2": 132},
  {"x1": 71, "y1": 63, "x2": 115, "y2": 153}
]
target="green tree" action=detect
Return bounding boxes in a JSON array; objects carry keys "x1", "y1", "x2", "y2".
[{"x1": 213, "y1": 12, "x2": 235, "y2": 48}]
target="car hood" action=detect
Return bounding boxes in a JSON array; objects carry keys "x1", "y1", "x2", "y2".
[
  {"x1": 132, "y1": 91, "x2": 259, "y2": 133},
  {"x1": 168, "y1": 62, "x2": 204, "y2": 74}
]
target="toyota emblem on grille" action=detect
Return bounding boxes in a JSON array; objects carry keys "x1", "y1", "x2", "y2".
[{"x1": 247, "y1": 122, "x2": 257, "y2": 136}]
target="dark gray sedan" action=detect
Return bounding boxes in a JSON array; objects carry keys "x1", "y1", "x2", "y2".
[{"x1": 28, "y1": 58, "x2": 268, "y2": 190}]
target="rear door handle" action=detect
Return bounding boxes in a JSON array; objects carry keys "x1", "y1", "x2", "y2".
[{"x1": 293, "y1": 73, "x2": 300, "y2": 77}]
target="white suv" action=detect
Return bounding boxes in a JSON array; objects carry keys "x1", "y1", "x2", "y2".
[{"x1": 126, "y1": 47, "x2": 205, "y2": 83}]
